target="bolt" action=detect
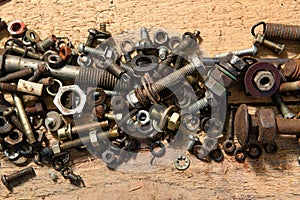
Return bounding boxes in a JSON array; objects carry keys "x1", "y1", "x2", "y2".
[
  {"x1": 0, "y1": 82, "x2": 18, "y2": 92},
  {"x1": 0, "y1": 68, "x2": 34, "y2": 82},
  {"x1": 158, "y1": 46, "x2": 168, "y2": 60},
  {"x1": 272, "y1": 94, "x2": 296, "y2": 119},
  {"x1": 188, "y1": 96, "x2": 209, "y2": 113},
  {"x1": 139, "y1": 27, "x2": 153, "y2": 49},
  {"x1": 36, "y1": 35, "x2": 57, "y2": 53},
  {"x1": 12, "y1": 93, "x2": 36, "y2": 144},
  {"x1": 57, "y1": 121, "x2": 110, "y2": 141},
  {"x1": 85, "y1": 28, "x2": 98, "y2": 47},
  {"x1": 235, "y1": 104, "x2": 300, "y2": 146},
  {"x1": 254, "y1": 33, "x2": 285, "y2": 55},
  {"x1": 127, "y1": 56, "x2": 204, "y2": 107},
  {"x1": 78, "y1": 42, "x2": 105, "y2": 56},
  {"x1": 283, "y1": 59, "x2": 300, "y2": 81},
  {"x1": 100, "y1": 22, "x2": 107, "y2": 32},
  {"x1": 1, "y1": 167, "x2": 36, "y2": 190},
  {"x1": 215, "y1": 45, "x2": 258, "y2": 58},
  {"x1": 6, "y1": 41, "x2": 42, "y2": 60},
  {"x1": 279, "y1": 80, "x2": 300, "y2": 92},
  {"x1": 58, "y1": 129, "x2": 119, "y2": 151},
  {"x1": 186, "y1": 134, "x2": 199, "y2": 151}
]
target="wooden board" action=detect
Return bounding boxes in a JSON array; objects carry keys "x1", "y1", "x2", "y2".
[{"x1": 0, "y1": 0, "x2": 300, "y2": 199}]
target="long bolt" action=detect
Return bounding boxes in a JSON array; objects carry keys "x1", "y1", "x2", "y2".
[
  {"x1": 0, "y1": 68, "x2": 34, "y2": 82},
  {"x1": 215, "y1": 45, "x2": 258, "y2": 58},
  {"x1": 279, "y1": 80, "x2": 300, "y2": 92},
  {"x1": 6, "y1": 43, "x2": 42, "y2": 60},
  {"x1": 188, "y1": 97, "x2": 209, "y2": 113},
  {"x1": 272, "y1": 94, "x2": 296, "y2": 119},
  {"x1": 12, "y1": 93, "x2": 36, "y2": 144},
  {"x1": 60, "y1": 129, "x2": 119, "y2": 151},
  {"x1": 1, "y1": 167, "x2": 36, "y2": 190},
  {"x1": 78, "y1": 43, "x2": 105, "y2": 56},
  {"x1": 254, "y1": 33, "x2": 285, "y2": 55}
]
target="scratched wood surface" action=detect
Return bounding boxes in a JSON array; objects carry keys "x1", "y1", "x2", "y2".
[{"x1": 0, "y1": 0, "x2": 300, "y2": 199}]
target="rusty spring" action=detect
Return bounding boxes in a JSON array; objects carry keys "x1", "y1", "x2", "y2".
[{"x1": 251, "y1": 21, "x2": 300, "y2": 41}]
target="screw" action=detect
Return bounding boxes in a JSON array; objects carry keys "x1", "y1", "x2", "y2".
[
  {"x1": 6, "y1": 42, "x2": 42, "y2": 60},
  {"x1": 12, "y1": 93, "x2": 36, "y2": 144},
  {"x1": 0, "y1": 68, "x2": 34, "y2": 82},
  {"x1": 186, "y1": 134, "x2": 199, "y2": 151},
  {"x1": 139, "y1": 27, "x2": 152, "y2": 49},
  {"x1": 158, "y1": 46, "x2": 168, "y2": 60},
  {"x1": 1, "y1": 167, "x2": 36, "y2": 190},
  {"x1": 78, "y1": 42, "x2": 105, "y2": 56},
  {"x1": 36, "y1": 35, "x2": 57, "y2": 53},
  {"x1": 254, "y1": 33, "x2": 285, "y2": 55},
  {"x1": 272, "y1": 94, "x2": 296, "y2": 119},
  {"x1": 100, "y1": 22, "x2": 107, "y2": 32},
  {"x1": 215, "y1": 45, "x2": 258, "y2": 58},
  {"x1": 85, "y1": 28, "x2": 98, "y2": 47},
  {"x1": 188, "y1": 96, "x2": 209, "y2": 113},
  {"x1": 127, "y1": 56, "x2": 203, "y2": 107}
]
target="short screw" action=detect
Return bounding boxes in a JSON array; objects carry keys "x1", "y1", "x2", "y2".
[
  {"x1": 78, "y1": 42, "x2": 105, "y2": 56},
  {"x1": 186, "y1": 134, "x2": 199, "y2": 151},
  {"x1": 215, "y1": 45, "x2": 258, "y2": 58},
  {"x1": 272, "y1": 94, "x2": 296, "y2": 119},
  {"x1": 254, "y1": 33, "x2": 285, "y2": 55},
  {"x1": 1, "y1": 167, "x2": 36, "y2": 190},
  {"x1": 85, "y1": 28, "x2": 98, "y2": 47}
]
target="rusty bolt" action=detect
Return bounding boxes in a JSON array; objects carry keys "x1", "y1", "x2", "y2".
[{"x1": 1, "y1": 167, "x2": 36, "y2": 190}]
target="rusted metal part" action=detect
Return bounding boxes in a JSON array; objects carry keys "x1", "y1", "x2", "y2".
[
  {"x1": 38, "y1": 77, "x2": 54, "y2": 86},
  {"x1": 255, "y1": 109, "x2": 277, "y2": 143},
  {"x1": 0, "y1": 82, "x2": 18, "y2": 92},
  {"x1": 25, "y1": 102, "x2": 44, "y2": 115},
  {"x1": 276, "y1": 118, "x2": 300, "y2": 135},
  {"x1": 17, "y1": 79, "x2": 44, "y2": 96},
  {"x1": 59, "y1": 45, "x2": 72, "y2": 61},
  {"x1": 244, "y1": 62, "x2": 281, "y2": 97},
  {"x1": 279, "y1": 80, "x2": 300, "y2": 92},
  {"x1": 7, "y1": 20, "x2": 27, "y2": 38},
  {"x1": 1, "y1": 167, "x2": 36, "y2": 190},
  {"x1": 234, "y1": 104, "x2": 249, "y2": 147},
  {"x1": 0, "y1": 68, "x2": 34, "y2": 82},
  {"x1": 283, "y1": 59, "x2": 300, "y2": 81}
]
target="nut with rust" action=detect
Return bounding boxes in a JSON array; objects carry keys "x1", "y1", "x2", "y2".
[
  {"x1": 53, "y1": 85, "x2": 86, "y2": 115},
  {"x1": 4, "y1": 129, "x2": 23, "y2": 146},
  {"x1": 253, "y1": 71, "x2": 275, "y2": 92},
  {"x1": 255, "y1": 109, "x2": 277, "y2": 143},
  {"x1": 7, "y1": 20, "x2": 27, "y2": 38}
]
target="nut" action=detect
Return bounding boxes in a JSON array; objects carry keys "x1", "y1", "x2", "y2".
[
  {"x1": 53, "y1": 85, "x2": 86, "y2": 115},
  {"x1": 167, "y1": 112, "x2": 180, "y2": 131},
  {"x1": 256, "y1": 109, "x2": 277, "y2": 143},
  {"x1": 51, "y1": 140, "x2": 61, "y2": 154},
  {"x1": 7, "y1": 20, "x2": 27, "y2": 38},
  {"x1": 4, "y1": 129, "x2": 23, "y2": 146},
  {"x1": 253, "y1": 71, "x2": 275, "y2": 92}
]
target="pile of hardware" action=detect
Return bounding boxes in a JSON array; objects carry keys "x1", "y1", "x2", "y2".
[{"x1": 0, "y1": 18, "x2": 299, "y2": 190}]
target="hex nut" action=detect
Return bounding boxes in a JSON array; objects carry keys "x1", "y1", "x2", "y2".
[
  {"x1": 53, "y1": 85, "x2": 86, "y2": 115},
  {"x1": 51, "y1": 141, "x2": 61, "y2": 154},
  {"x1": 167, "y1": 112, "x2": 180, "y2": 131},
  {"x1": 126, "y1": 90, "x2": 140, "y2": 108},
  {"x1": 256, "y1": 109, "x2": 277, "y2": 143},
  {"x1": 7, "y1": 20, "x2": 27, "y2": 38},
  {"x1": 4, "y1": 129, "x2": 23, "y2": 146},
  {"x1": 253, "y1": 71, "x2": 275, "y2": 92}
]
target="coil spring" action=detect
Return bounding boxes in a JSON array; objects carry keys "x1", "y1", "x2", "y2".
[
  {"x1": 77, "y1": 68, "x2": 127, "y2": 90},
  {"x1": 251, "y1": 21, "x2": 300, "y2": 41},
  {"x1": 283, "y1": 59, "x2": 300, "y2": 81}
]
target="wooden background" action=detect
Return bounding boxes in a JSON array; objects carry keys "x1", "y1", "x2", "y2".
[{"x1": 0, "y1": 0, "x2": 300, "y2": 199}]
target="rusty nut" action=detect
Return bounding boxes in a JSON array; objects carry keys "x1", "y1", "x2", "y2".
[
  {"x1": 7, "y1": 20, "x2": 27, "y2": 38},
  {"x1": 256, "y1": 109, "x2": 277, "y2": 143},
  {"x1": 4, "y1": 129, "x2": 23, "y2": 146}
]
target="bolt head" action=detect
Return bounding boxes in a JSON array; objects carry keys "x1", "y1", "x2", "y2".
[
  {"x1": 88, "y1": 28, "x2": 98, "y2": 35},
  {"x1": 1, "y1": 175, "x2": 8, "y2": 186},
  {"x1": 78, "y1": 43, "x2": 85, "y2": 53},
  {"x1": 167, "y1": 112, "x2": 180, "y2": 131}
]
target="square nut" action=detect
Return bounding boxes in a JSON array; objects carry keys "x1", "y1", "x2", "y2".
[{"x1": 256, "y1": 109, "x2": 277, "y2": 143}]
